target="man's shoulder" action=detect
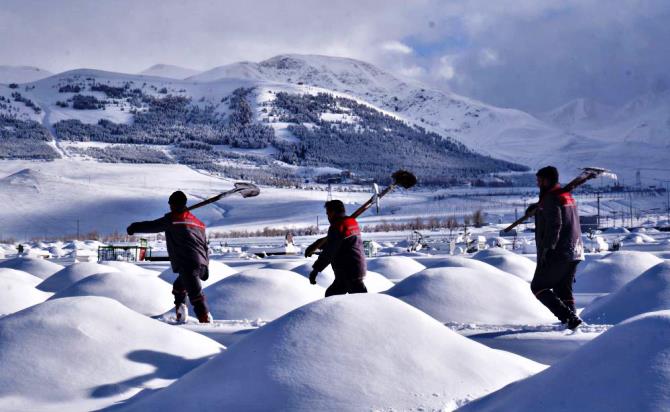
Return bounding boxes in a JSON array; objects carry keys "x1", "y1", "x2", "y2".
[{"x1": 335, "y1": 216, "x2": 360, "y2": 238}]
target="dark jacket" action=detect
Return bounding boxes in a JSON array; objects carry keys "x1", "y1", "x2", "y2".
[
  {"x1": 313, "y1": 215, "x2": 366, "y2": 280},
  {"x1": 535, "y1": 185, "x2": 584, "y2": 262},
  {"x1": 130, "y1": 210, "x2": 209, "y2": 273}
]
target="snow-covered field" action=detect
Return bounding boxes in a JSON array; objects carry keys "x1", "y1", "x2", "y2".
[{"x1": 1, "y1": 221, "x2": 670, "y2": 410}]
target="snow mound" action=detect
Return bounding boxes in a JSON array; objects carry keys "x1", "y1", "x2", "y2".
[
  {"x1": 362, "y1": 271, "x2": 395, "y2": 292},
  {"x1": 575, "y1": 251, "x2": 663, "y2": 293},
  {"x1": 203, "y1": 269, "x2": 324, "y2": 321},
  {"x1": 261, "y1": 259, "x2": 305, "y2": 271},
  {"x1": 473, "y1": 248, "x2": 536, "y2": 281},
  {"x1": 122, "y1": 294, "x2": 543, "y2": 411},
  {"x1": 290, "y1": 261, "x2": 393, "y2": 292},
  {"x1": 386, "y1": 267, "x2": 555, "y2": 324},
  {"x1": 50, "y1": 272, "x2": 173, "y2": 316},
  {"x1": 100, "y1": 261, "x2": 160, "y2": 275},
  {"x1": 602, "y1": 226, "x2": 630, "y2": 234},
  {"x1": 367, "y1": 256, "x2": 426, "y2": 281},
  {"x1": 460, "y1": 310, "x2": 670, "y2": 412},
  {"x1": 158, "y1": 260, "x2": 238, "y2": 287},
  {"x1": 37, "y1": 262, "x2": 121, "y2": 293},
  {"x1": 0, "y1": 271, "x2": 51, "y2": 315},
  {"x1": 581, "y1": 261, "x2": 670, "y2": 324},
  {"x1": 622, "y1": 233, "x2": 656, "y2": 243},
  {"x1": 0, "y1": 257, "x2": 63, "y2": 280},
  {"x1": 0, "y1": 296, "x2": 222, "y2": 412},
  {"x1": 0, "y1": 268, "x2": 43, "y2": 286},
  {"x1": 290, "y1": 261, "x2": 335, "y2": 287}
]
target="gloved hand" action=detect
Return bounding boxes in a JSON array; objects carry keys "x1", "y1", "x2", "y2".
[
  {"x1": 309, "y1": 270, "x2": 318, "y2": 285},
  {"x1": 126, "y1": 223, "x2": 136, "y2": 236},
  {"x1": 525, "y1": 203, "x2": 538, "y2": 217}
]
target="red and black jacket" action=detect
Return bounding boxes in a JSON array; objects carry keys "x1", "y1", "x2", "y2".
[
  {"x1": 535, "y1": 185, "x2": 584, "y2": 262},
  {"x1": 130, "y1": 210, "x2": 209, "y2": 273},
  {"x1": 313, "y1": 215, "x2": 367, "y2": 280}
]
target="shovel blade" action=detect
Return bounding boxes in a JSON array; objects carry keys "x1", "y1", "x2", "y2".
[{"x1": 234, "y1": 182, "x2": 260, "y2": 198}]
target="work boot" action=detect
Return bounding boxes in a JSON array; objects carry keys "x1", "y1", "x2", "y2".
[
  {"x1": 566, "y1": 315, "x2": 583, "y2": 331},
  {"x1": 175, "y1": 304, "x2": 188, "y2": 324},
  {"x1": 198, "y1": 312, "x2": 213, "y2": 324}
]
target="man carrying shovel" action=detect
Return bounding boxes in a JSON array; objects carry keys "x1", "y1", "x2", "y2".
[{"x1": 127, "y1": 191, "x2": 212, "y2": 323}]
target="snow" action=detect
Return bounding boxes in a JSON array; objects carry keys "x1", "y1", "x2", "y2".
[
  {"x1": 139, "y1": 64, "x2": 202, "y2": 79},
  {"x1": 37, "y1": 262, "x2": 121, "y2": 293},
  {"x1": 0, "y1": 257, "x2": 63, "y2": 280},
  {"x1": 274, "y1": 259, "x2": 394, "y2": 292},
  {"x1": 50, "y1": 272, "x2": 174, "y2": 317},
  {"x1": 0, "y1": 296, "x2": 222, "y2": 412},
  {"x1": 121, "y1": 294, "x2": 543, "y2": 411},
  {"x1": 99, "y1": 260, "x2": 160, "y2": 276},
  {"x1": 574, "y1": 251, "x2": 663, "y2": 293},
  {"x1": 158, "y1": 260, "x2": 238, "y2": 287},
  {"x1": 0, "y1": 270, "x2": 52, "y2": 315},
  {"x1": 459, "y1": 310, "x2": 670, "y2": 412},
  {"x1": 0, "y1": 267, "x2": 43, "y2": 286},
  {"x1": 386, "y1": 267, "x2": 555, "y2": 324},
  {"x1": 199, "y1": 268, "x2": 324, "y2": 321},
  {"x1": 366, "y1": 256, "x2": 426, "y2": 281},
  {"x1": 581, "y1": 261, "x2": 670, "y2": 324},
  {"x1": 0, "y1": 65, "x2": 53, "y2": 84},
  {"x1": 472, "y1": 248, "x2": 536, "y2": 282}
]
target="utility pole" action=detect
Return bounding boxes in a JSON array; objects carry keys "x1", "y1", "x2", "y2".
[
  {"x1": 596, "y1": 192, "x2": 601, "y2": 228},
  {"x1": 629, "y1": 193, "x2": 633, "y2": 227}
]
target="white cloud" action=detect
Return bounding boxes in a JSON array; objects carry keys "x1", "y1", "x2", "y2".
[
  {"x1": 398, "y1": 65, "x2": 425, "y2": 78},
  {"x1": 437, "y1": 56, "x2": 456, "y2": 80},
  {"x1": 381, "y1": 40, "x2": 413, "y2": 54}
]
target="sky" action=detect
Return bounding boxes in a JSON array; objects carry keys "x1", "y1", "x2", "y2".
[{"x1": 1, "y1": 0, "x2": 669, "y2": 112}]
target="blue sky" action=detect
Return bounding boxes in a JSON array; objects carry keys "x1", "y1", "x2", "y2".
[{"x1": 1, "y1": 0, "x2": 669, "y2": 112}]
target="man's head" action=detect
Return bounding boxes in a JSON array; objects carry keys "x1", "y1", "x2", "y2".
[
  {"x1": 169, "y1": 190, "x2": 188, "y2": 213},
  {"x1": 324, "y1": 199, "x2": 346, "y2": 223},
  {"x1": 536, "y1": 166, "x2": 559, "y2": 190}
]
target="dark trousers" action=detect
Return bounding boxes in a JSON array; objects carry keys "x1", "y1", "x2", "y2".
[
  {"x1": 325, "y1": 277, "x2": 368, "y2": 297},
  {"x1": 173, "y1": 266, "x2": 209, "y2": 319},
  {"x1": 531, "y1": 260, "x2": 579, "y2": 323}
]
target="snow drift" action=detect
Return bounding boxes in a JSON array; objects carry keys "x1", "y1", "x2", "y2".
[
  {"x1": 386, "y1": 267, "x2": 555, "y2": 324},
  {"x1": 581, "y1": 261, "x2": 670, "y2": 324},
  {"x1": 0, "y1": 296, "x2": 222, "y2": 412},
  {"x1": 50, "y1": 272, "x2": 174, "y2": 317},
  {"x1": 0, "y1": 270, "x2": 51, "y2": 315},
  {"x1": 459, "y1": 310, "x2": 670, "y2": 412},
  {"x1": 121, "y1": 294, "x2": 543, "y2": 411},
  {"x1": 473, "y1": 248, "x2": 536, "y2": 282},
  {"x1": 37, "y1": 262, "x2": 121, "y2": 293},
  {"x1": 366, "y1": 256, "x2": 426, "y2": 281},
  {"x1": 574, "y1": 251, "x2": 663, "y2": 293},
  {"x1": 290, "y1": 261, "x2": 393, "y2": 292},
  {"x1": 0, "y1": 257, "x2": 63, "y2": 280},
  {"x1": 100, "y1": 261, "x2": 160, "y2": 276},
  {"x1": 158, "y1": 260, "x2": 237, "y2": 287},
  {"x1": 201, "y1": 269, "x2": 324, "y2": 320}
]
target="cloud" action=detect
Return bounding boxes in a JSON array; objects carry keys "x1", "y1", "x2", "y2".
[
  {"x1": 381, "y1": 41, "x2": 413, "y2": 54},
  {"x1": 0, "y1": 0, "x2": 668, "y2": 111}
]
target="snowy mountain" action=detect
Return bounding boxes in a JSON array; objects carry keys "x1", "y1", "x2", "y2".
[
  {"x1": 0, "y1": 65, "x2": 53, "y2": 84},
  {"x1": 139, "y1": 64, "x2": 202, "y2": 79},
  {"x1": 0, "y1": 64, "x2": 526, "y2": 185},
  {"x1": 0, "y1": 54, "x2": 667, "y2": 182},
  {"x1": 537, "y1": 98, "x2": 615, "y2": 130},
  {"x1": 190, "y1": 54, "x2": 669, "y2": 180}
]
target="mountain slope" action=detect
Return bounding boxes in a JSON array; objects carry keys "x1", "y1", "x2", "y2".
[
  {"x1": 0, "y1": 65, "x2": 53, "y2": 84},
  {"x1": 140, "y1": 64, "x2": 202, "y2": 79},
  {"x1": 0, "y1": 66, "x2": 527, "y2": 184},
  {"x1": 191, "y1": 54, "x2": 667, "y2": 180}
]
